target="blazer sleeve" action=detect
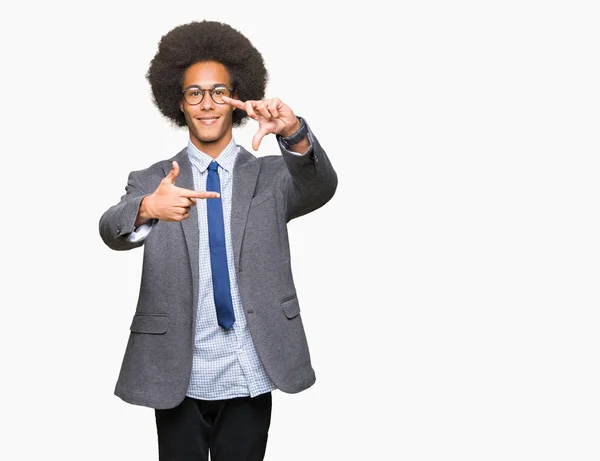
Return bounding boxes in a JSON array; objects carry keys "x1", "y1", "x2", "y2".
[
  {"x1": 98, "y1": 169, "x2": 153, "y2": 251},
  {"x1": 278, "y1": 120, "x2": 338, "y2": 222}
]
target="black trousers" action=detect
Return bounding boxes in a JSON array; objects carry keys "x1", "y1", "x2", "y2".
[{"x1": 154, "y1": 392, "x2": 272, "y2": 461}]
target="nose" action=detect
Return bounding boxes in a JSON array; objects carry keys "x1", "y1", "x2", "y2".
[{"x1": 200, "y1": 90, "x2": 215, "y2": 110}]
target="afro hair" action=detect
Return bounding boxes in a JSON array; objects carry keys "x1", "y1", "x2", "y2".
[{"x1": 146, "y1": 20, "x2": 268, "y2": 127}]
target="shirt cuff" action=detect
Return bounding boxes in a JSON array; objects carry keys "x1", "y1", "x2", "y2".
[{"x1": 126, "y1": 219, "x2": 158, "y2": 243}]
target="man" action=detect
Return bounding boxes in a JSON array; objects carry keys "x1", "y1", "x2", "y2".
[{"x1": 99, "y1": 20, "x2": 337, "y2": 461}]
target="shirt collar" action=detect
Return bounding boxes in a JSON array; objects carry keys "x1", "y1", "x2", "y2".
[{"x1": 186, "y1": 137, "x2": 238, "y2": 172}]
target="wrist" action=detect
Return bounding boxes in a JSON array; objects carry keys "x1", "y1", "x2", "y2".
[
  {"x1": 280, "y1": 118, "x2": 301, "y2": 138},
  {"x1": 136, "y1": 195, "x2": 154, "y2": 225},
  {"x1": 279, "y1": 117, "x2": 308, "y2": 146}
]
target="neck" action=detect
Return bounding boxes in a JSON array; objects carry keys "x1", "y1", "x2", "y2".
[{"x1": 190, "y1": 132, "x2": 233, "y2": 158}]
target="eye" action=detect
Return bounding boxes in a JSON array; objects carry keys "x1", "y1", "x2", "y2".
[{"x1": 213, "y1": 88, "x2": 226, "y2": 96}]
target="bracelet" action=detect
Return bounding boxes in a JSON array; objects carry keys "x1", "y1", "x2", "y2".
[{"x1": 281, "y1": 117, "x2": 308, "y2": 146}]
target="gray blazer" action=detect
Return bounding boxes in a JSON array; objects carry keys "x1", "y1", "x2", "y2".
[{"x1": 99, "y1": 129, "x2": 337, "y2": 409}]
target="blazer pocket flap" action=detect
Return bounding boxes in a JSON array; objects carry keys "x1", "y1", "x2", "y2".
[
  {"x1": 282, "y1": 296, "x2": 300, "y2": 319},
  {"x1": 130, "y1": 313, "x2": 168, "y2": 334}
]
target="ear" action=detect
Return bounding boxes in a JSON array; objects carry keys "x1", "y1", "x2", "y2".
[{"x1": 179, "y1": 100, "x2": 184, "y2": 112}]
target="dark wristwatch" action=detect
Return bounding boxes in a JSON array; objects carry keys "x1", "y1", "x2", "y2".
[{"x1": 280, "y1": 117, "x2": 308, "y2": 146}]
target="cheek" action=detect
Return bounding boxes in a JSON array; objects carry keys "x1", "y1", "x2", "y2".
[
  {"x1": 182, "y1": 106, "x2": 198, "y2": 122},
  {"x1": 222, "y1": 106, "x2": 235, "y2": 120}
]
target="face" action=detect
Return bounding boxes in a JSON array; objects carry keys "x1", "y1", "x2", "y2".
[{"x1": 179, "y1": 61, "x2": 235, "y2": 156}]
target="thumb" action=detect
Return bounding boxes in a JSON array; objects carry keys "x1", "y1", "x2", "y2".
[
  {"x1": 252, "y1": 128, "x2": 269, "y2": 151},
  {"x1": 163, "y1": 160, "x2": 180, "y2": 184}
]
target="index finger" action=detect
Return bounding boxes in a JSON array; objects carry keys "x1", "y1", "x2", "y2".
[
  {"x1": 221, "y1": 95, "x2": 246, "y2": 110},
  {"x1": 180, "y1": 189, "x2": 220, "y2": 199}
]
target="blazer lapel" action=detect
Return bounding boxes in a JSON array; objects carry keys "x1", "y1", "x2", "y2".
[
  {"x1": 166, "y1": 150, "x2": 200, "y2": 294},
  {"x1": 231, "y1": 147, "x2": 260, "y2": 272}
]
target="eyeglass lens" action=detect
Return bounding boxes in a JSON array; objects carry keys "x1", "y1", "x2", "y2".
[{"x1": 184, "y1": 86, "x2": 231, "y2": 105}]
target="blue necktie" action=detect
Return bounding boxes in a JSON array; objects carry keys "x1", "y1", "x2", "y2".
[{"x1": 206, "y1": 161, "x2": 235, "y2": 330}]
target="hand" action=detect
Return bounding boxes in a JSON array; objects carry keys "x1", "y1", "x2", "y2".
[
  {"x1": 222, "y1": 96, "x2": 301, "y2": 150},
  {"x1": 138, "y1": 161, "x2": 220, "y2": 223}
]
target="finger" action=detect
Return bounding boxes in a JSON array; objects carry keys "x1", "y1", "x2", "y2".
[
  {"x1": 267, "y1": 98, "x2": 281, "y2": 118},
  {"x1": 181, "y1": 189, "x2": 221, "y2": 199},
  {"x1": 163, "y1": 160, "x2": 180, "y2": 184},
  {"x1": 172, "y1": 206, "x2": 190, "y2": 221},
  {"x1": 252, "y1": 127, "x2": 269, "y2": 151},
  {"x1": 176, "y1": 196, "x2": 197, "y2": 207},
  {"x1": 221, "y1": 95, "x2": 246, "y2": 110},
  {"x1": 244, "y1": 100, "x2": 258, "y2": 119},
  {"x1": 255, "y1": 102, "x2": 274, "y2": 119}
]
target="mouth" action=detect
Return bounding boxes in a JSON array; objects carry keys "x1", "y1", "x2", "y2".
[{"x1": 196, "y1": 116, "x2": 220, "y2": 126}]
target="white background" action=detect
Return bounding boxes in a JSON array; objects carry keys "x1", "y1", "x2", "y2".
[{"x1": 1, "y1": 0, "x2": 599, "y2": 459}]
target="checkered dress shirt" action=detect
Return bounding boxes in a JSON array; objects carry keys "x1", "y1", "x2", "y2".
[{"x1": 183, "y1": 138, "x2": 276, "y2": 400}]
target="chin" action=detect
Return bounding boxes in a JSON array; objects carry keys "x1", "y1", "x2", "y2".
[
  {"x1": 191, "y1": 128, "x2": 218, "y2": 142},
  {"x1": 198, "y1": 135, "x2": 221, "y2": 143}
]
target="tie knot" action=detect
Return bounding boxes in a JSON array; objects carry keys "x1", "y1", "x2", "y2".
[{"x1": 208, "y1": 161, "x2": 219, "y2": 172}]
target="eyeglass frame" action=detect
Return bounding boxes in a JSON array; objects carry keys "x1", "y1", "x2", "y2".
[{"x1": 180, "y1": 84, "x2": 235, "y2": 105}]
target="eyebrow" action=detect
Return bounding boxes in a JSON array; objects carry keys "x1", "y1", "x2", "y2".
[{"x1": 182, "y1": 83, "x2": 230, "y2": 91}]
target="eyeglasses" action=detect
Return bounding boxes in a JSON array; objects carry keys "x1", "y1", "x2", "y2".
[{"x1": 181, "y1": 85, "x2": 234, "y2": 105}]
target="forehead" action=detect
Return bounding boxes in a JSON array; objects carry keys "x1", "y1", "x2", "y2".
[{"x1": 182, "y1": 61, "x2": 231, "y2": 87}]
